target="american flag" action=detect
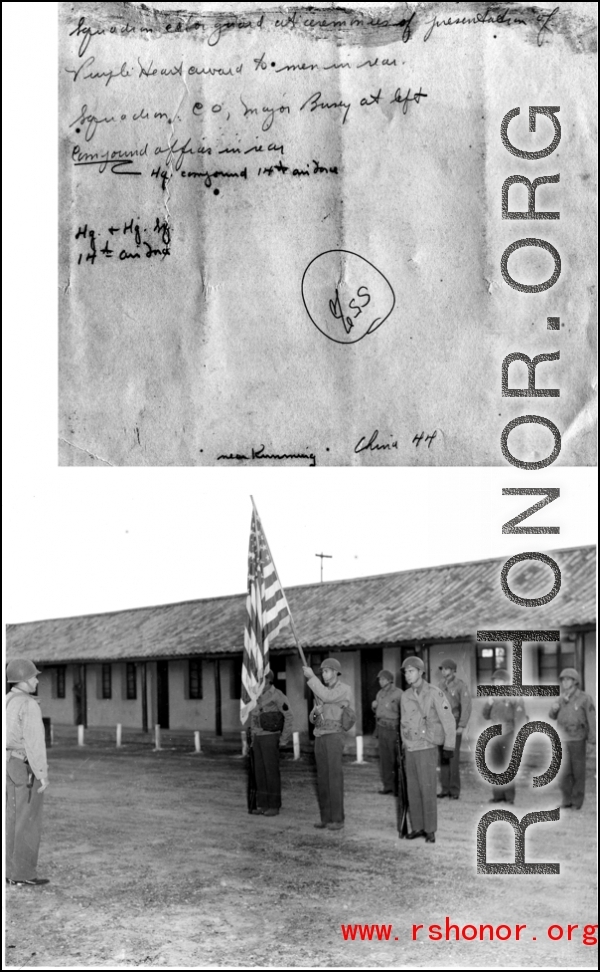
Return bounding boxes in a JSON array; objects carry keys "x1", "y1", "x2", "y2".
[{"x1": 240, "y1": 507, "x2": 291, "y2": 723}]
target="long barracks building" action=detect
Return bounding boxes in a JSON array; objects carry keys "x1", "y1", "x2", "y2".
[{"x1": 5, "y1": 546, "x2": 595, "y2": 740}]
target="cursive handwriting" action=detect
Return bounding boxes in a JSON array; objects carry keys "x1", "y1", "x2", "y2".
[
  {"x1": 73, "y1": 143, "x2": 148, "y2": 173},
  {"x1": 70, "y1": 104, "x2": 117, "y2": 142},
  {"x1": 390, "y1": 87, "x2": 427, "y2": 113},
  {"x1": 424, "y1": 8, "x2": 527, "y2": 43},
  {"x1": 412, "y1": 431, "x2": 438, "y2": 448},
  {"x1": 65, "y1": 56, "x2": 133, "y2": 86},
  {"x1": 300, "y1": 91, "x2": 352, "y2": 124},
  {"x1": 354, "y1": 430, "x2": 399, "y2": 453},
  {"x1": 217, "y1": 445, "x2": 316, "y2": 466},
  {"x1": 74, "y1": 217, "x2": 171, "y2": 266}
]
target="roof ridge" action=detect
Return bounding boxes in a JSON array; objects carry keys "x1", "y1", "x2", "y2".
[{"x1": 6, "y1": 544, "x2": 595, "y2": 629}]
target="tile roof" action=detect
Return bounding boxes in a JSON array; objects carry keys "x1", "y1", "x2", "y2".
[{"x1": 5, "y1": 546, "x2": 595, "y2": 665}]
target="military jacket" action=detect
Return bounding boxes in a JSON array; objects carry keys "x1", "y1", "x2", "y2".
[
  {"x1": 307, "y1": 675, "x2": 352, "y2": 736},
  {"x1": 250, "y1": 685, "x2": 293, "y2": 745},
  {"x1": 441, "y1": 673, "x2": 472, "y2": 729},
  {"x1": 482, "y1": 697, "x2": 527, "y2": 734},
  {"x1": 549, "y1": 688, "x2": 596, "y2": 744},
  {"x1": 5, "y1": 689, "x2": 49, "y2": 780},
  {"x1": 373, "y1": 683, "x2": 403, "y2": 727},
  {"x1": 400, "y1": 680, "x2": 456, "y2": 752}
]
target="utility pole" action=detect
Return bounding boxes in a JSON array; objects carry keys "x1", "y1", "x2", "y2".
[{"x1": 315, "y1": 552, "x2": 332, "y2": 583}]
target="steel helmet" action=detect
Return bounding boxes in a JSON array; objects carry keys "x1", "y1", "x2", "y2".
[
  {"x1": 402, "y1": 656, "x2": 425, "y2": 672},
  {"x1": 6, "y1": 658, "x2": 41, "y2": 683},
  {"x1": 320, "y1": 658, "x2": 342, "y2": 673},
  {"x1": 438, "y1": 658, "x2": 457, "y2": 671},
  {"x1": 559, "y1": 668, "x2": 580, "y2": 683}
]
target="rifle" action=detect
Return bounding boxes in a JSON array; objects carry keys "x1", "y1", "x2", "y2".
[
  {"x1": 246, "y1": 729, "x2": 257, "y2": 813},
  {"x1": 396, "y1": 732, "x2": 410, "y2": 839}
]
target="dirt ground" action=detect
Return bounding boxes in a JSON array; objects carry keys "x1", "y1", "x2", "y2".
[{"x1": 4, "y1": 738, "x2": 597, "y2": 970}]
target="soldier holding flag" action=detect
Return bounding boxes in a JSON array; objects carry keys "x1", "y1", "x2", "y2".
[
  {"x1": 303, "y1": 658, "x2": 353, "y2": 831},
  {"x1": 247, "y1": 672, "x2": 293, "y2": 816},
  {"x1": 241, "y1": 500, "x2": 298, "y2": 816}
]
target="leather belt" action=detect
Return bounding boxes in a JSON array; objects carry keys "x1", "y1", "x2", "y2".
[
  {"x1": 377, "y1": 718, "x2": 399, "y2": 730},
  {"x1": 318, "y1": 719, "x2": 343, "y2": 731}
]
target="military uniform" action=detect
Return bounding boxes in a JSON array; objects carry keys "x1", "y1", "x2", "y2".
[
  {"x1": 439, "y1": 672, "x2": 472, "y2": 798},
  {"x1": 373, "y1": 682, "x2": 403, "y2": 793},
  {"x1": 308, "y1": 674, "x2": 352, "y2": 826},
  {"x1": 249, "y1": 683, "x2": 293, "y2": 813},
  {"x1": 6, "y1": 688, "x2": 49, "y2": 883},
  {"x1": 482, "y1": 696, "x2": 527, "y2": 804},
  {"x1": 549, "y1": 688, "x2": 595, "y2": 809},
  {"x1": 400, "y1": 680, "x2": 455, "y2": 835}
]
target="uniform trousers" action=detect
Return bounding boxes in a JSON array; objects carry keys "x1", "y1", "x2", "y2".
[
  {"x1": 487, "y1": 733, "x2": 515, "y2": 803},
  {"x1": 253, "y1": 734, "x2": 282, "y2": 810},
  {"x1": 405, "y1": 747, "x2": 438, "y2": 833},
  {"x1": 377, "y1": 725, "x2": 399, "y2": 793},
  {"x1": 439, "y1": 730, "x2": 462, "y2": 797},
  {"x1": 314, "y1": 733, "x2": 345, "y2": 824},
  {"x1": 560, "y1": 739, "x2": 587, "y2": 809},
  {"x1": 6, "y1": 757, "x2": 45, "y2": 882}
]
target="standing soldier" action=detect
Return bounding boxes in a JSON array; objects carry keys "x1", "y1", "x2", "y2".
[
  {"x1": 482, "y1": 668, "x2": 528, "y2": 805},
  {"x1": 247, "y1": 671, "x2": 293, "y2": 816},
  {"x1": 372, "y1": 670, "x2": 402, "y2": 794},
  {"x1": 303, "y1": 659, "x2": 352, "y2": 831},
  {"x1": 437, "y1": 658, "x2": 472, "y2": 800},
  {"x1": 400, "y1": 657, "x2": 455, "y2": 844},
  {"x1": 6, "y1": 659, "x2": 50, "y2": 886},
  {"x1": 548, "y1": 668, "x2": 596, "y2": 810}
]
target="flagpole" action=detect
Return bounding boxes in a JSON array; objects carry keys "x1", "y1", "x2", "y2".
[{"x1": 250, "y1": 496, "x2": 308, "y2": 667}]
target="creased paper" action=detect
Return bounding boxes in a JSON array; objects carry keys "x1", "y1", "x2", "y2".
[{"x1": 59, "y1": 1, "x2": 597, "y2": 466}]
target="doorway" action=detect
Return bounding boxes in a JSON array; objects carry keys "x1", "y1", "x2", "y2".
[
  {"x1": 156, "y1": 661, "x2": 170, "y2": 729},
  {"x1": 361, "y1": 649, "x2": 383, "y2": 735}
]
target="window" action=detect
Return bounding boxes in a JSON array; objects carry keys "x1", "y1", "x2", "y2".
[
  {"x1": 101, "y1": 664, "x2": 112, "y2": 699},
  {"x1": 476, "y1": 645, "x2": 507, "y2": 683},
  {"x1": 126, "y1": 662, "x2": 137, "y2": 700},
  {"x1": 189, "y1": 659, "x2": 202, "y2": 700},
  {"x1": 55, "y1": 666, "x2": 66, "y2": 699},
  {"x1": 538, "y1": 643, "x2": 558, "y2": 684},
  {"x1": 538, "y1": 640, "x2": 576, "y2": 683}
]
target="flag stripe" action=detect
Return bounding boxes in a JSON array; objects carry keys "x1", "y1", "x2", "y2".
[{"x1": 240, "y1": 508, "x2": 292, "y2": 723}]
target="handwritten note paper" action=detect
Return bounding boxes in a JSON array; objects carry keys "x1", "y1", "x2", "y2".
[{"x1": 59, "y1": 2, "x2": 597, "y2": 466}]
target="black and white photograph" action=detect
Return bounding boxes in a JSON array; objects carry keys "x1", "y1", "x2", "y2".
[{"x1": 3, "y1": 473, "x2": 598, "y2": 968}]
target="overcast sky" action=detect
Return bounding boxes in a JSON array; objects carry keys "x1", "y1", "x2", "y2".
[{"x1": 4, "y1": 468, "x2": 596, "y2": 623}]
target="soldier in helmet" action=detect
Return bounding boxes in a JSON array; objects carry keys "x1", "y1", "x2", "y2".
[
  {"x1": 247, "y1": 670, "x2": 293, "y2": 816},
  {"x1": 371, "y1": 669, "x2": 402, "y2": 794},
  {"x1": 302, "y1": 658, "x2": 353, "y2": 831},
  {"x1": 437, "y1": 658, "x2": 471, "y2": 800},
  {"x1": 548, "y1": 668, "x2": 596, "y2": 809},
  {"x1": 400, "y1": 656, "x2": 455, "y2": 843},
  {"x1": 481, "y1": 668, "x2": 528, "y2": 805},
  {"x1": 5, "y1": 658, "x2": 50, "y2": 886}
]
